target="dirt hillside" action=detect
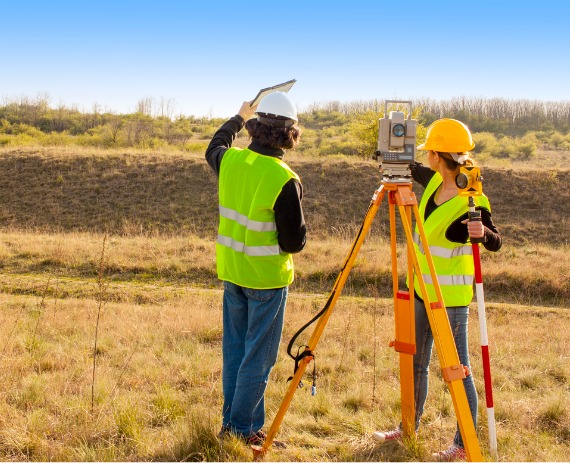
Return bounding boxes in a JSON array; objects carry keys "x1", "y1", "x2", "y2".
[{"x1": 0, "y1": 148, "x2": 568, "y2": 247}]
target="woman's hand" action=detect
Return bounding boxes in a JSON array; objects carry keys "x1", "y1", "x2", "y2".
[
  {"x1": 238, "y1": 101, "x2": 257, "y2": 121},
  {"x1": 462, "y1": 219, "x2": 485, "y2": 239}
]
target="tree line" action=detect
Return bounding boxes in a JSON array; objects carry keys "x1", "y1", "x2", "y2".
[
  {"x1": 306, "y1": 97, "x2": 570, "y2": 134},
  {"x1": 1, "y1": 95, "x2": 569, "y2": 153}
]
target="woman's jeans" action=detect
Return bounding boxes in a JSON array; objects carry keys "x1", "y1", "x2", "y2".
[
  {"x1": 221, "y1": 281, "x2": 288, "y2": 436},
  {"x1": 413, "y1": 297, "x2": 478, "y2": 448}
]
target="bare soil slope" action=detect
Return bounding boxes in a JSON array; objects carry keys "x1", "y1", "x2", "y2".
[{"x1": 0, "y1": 149, "x2": 567, "y2": 247}]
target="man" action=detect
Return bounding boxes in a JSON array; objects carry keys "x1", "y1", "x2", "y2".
[{"x1": 205, "y1": 92, "x2": 306, "y2": 446}]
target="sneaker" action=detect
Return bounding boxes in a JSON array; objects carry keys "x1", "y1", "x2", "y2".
[
  {"x1": 244, "y1": 430, "x2": 287, "y2": 449},
  {"x1": 432, "y1": 444, "x2": 466, "y2": 461},
  {"x1": 372, "y1": 427, "x2": 403, "y2": 443},
  {"x1": 245, "y1": 430, "x2": 267, "y2": 446}
]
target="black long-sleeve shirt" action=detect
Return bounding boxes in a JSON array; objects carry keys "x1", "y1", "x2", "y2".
[
  {"x1": 410, "y1": 162, "x2": 502, "y2": 252},
  {"x1": 205, "y1": 115, "x2": 306, "y2": 253}
]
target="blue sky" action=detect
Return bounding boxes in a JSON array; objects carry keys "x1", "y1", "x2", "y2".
[{"x1": 2, "y1": 0, "x2": 569, "y2": 118}]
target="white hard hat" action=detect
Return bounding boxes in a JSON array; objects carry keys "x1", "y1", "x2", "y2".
[{"x1": 255, "y1": 91, "x2": 297, "y2": 126}]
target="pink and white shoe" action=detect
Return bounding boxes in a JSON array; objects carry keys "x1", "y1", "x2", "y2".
[
  {"x1": 432, "y1": 444, "x2": 466, "y2": 461},
  {"x1": 372, "y1": 427, "x2": 403, "y2": 443}
]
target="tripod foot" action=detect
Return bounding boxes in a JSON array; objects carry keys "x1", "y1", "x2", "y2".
[{"x1": 251, "y1": 445, "x2": 266, "y2": 461}]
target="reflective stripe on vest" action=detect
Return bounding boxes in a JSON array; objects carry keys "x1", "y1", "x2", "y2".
[
  {"x1": 217, "y1": 234, "x2": 280, "y2": 257},
  {"x1": 219, "y1": 205, "x2": 277, "y2": 232},
  {"x1": 421, "y1": 273, "x2": 474, "y2": 286},
  {"x1": 413, "y1": 232, "x2": 473, "y2": 258}
]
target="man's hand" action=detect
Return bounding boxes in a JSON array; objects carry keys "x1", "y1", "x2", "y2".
[{"x1": 238, "y1": 101, "x2": 257, "y2": 121}]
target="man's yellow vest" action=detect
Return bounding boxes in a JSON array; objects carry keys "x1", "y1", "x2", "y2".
[
  {"x1": 216, "y1": 147, "x2": 299, "y2": 289},
  {"x1": 412, "y1": 172, "x2": 491, "y2": 307}
]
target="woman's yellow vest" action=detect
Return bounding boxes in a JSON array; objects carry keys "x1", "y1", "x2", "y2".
[
  {"x1": 412, "y1": 172, "x2": 491, "y2": 307},
  {"x1": 216, "y1": 147, "x2": 299, "y2": 289}
]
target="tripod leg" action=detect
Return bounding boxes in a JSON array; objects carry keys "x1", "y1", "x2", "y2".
[
  {"x1": 397, "y1": 202, "x2": 483, "y2": 462},
  {"x1": 306, "y1": 185, "x2": 386, "y2": 348},
  {"x1": 252, "y1": 186, "x2": 388, "y2": 460},
  {"x1": 388, "y1": 195, "x2": 416, "y2": 437}
]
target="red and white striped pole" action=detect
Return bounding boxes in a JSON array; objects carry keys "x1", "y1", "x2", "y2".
[{"x1": 469, "y1": 196, "x2": 498, "y2": 460}]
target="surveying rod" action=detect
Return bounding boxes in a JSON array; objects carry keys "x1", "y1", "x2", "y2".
[{"x1": 468, "y1": 195, "x2": 498, "y2": 459}]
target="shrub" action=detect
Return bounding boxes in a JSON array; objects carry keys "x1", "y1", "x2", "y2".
[
  {"x1": 472, "y1": 132, "x2": 538, "y2": 160},
  {"x1": 473, "y1": 132, "x2": 499, "y2": 154},
  {"x1": 39, "y1": 131, "x2": 74, "y2": 147},
  {"x1": 76, "y1": 133, "x2": 107, "y2": 148},
  {"x1": 0, "y1": 133, "x2": 37, "y2": 146},
  {"x1": 546, "y1": 131, "x2": 570, "y2": 150},
  {"x1": 548, "y1": 132, "x2": 565, "y2": 149},
  {"x1": 182, "y1": 142, "x2": 208, "y2": 153},
  {"x1": 347, "y1": 110, "x2": 378, "y2": 157},
  {"x1": 8, "y1": 123, "x2": 44, "y2": 137},
  {"x1": 148, "y1": 137, "x2": 168, "y2": 149},
  {"x1": 515, "y1": 142, "x2": 537, "y2": 159}
]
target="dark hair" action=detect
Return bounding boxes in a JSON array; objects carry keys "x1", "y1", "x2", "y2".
[
  {"x1": 245, "y1": 119, "x2": 302, "y2": 150},
  {"x1": 435, "y1": 151, "x2": 474, "y2": 171}
]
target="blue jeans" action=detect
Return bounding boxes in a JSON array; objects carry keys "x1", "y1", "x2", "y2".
[
  {"x1": 221, "y1": 281, "x2": 288, "y2": 436},
  {"x1": 413, "y1": 297, "x2": 478, "y2": 448}
]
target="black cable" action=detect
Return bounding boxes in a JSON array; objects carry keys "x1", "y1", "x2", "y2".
[{"x1": 285, "y1": 199, "x2": 375, "y2": 383}]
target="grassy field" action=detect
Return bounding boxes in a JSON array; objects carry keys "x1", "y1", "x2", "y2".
[
  {"x1": 0, "y1": 146, "x2": 568, "y2": 461},
  {"x1": 0, "y1": 289, "x2": 568, "y2": 461}
]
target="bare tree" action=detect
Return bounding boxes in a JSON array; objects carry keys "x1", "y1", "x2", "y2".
[
  {"x1": 158, "y1": 97, "x2": 176, "y2": 120},
  {"x1": 136, "y1": 97, "x2": 154, "y2": 116},
  {"x1": 107, "y1": 114, "x2": 123, "y2": 144}
]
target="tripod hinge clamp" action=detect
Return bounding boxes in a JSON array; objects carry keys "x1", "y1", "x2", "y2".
[
  {"x1": 389, "y1": 340, "x2": 416, "y2": 355},
  {"x1": 430, "y1": 301, "x2": 443, "y2": 310},
  {"x1": 442, "y1": 364, "x2": 470, "y2": 382}
]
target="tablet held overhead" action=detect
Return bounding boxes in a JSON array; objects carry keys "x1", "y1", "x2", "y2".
[{"x1": 250, "y1": 79, "x2": 296, "y2": 107}]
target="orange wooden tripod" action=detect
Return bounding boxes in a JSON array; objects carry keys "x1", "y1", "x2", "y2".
[{"x1": 252, "y1": 181, "x2": 483, "y2": 462}]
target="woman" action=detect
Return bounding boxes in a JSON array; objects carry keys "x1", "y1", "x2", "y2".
[{"x1": 373, "y1": 119, "x2": 502, "y2": 461}]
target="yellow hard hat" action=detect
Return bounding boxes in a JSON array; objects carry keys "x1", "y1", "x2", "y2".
[{"x1": 417, "y1": 118, "x2": 475, "y2": 152}]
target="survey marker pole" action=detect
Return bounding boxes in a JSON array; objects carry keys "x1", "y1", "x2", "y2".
[{"x1": 468, "y1": 196, "x2": 498, "y2": 460}]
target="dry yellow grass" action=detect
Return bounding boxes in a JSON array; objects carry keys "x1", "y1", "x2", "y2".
[
  {"x1": 0, "y1": 146, "x2": 568, "y2": 461},
  {"x1": 0, "y1": 288, "x2": 567, "y2": 461},
  {"x1": 0, "y1": 230, "x2": 567, "y2": 306},
  {"x1": 0, "y1": 229, "x2": 567, "y2": 461}
]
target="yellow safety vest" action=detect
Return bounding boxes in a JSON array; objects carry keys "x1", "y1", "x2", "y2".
[
  {"x1": 217, "y1": 147, "x2": 299, "y2": 289},
  {"x1": 413, "y1": 173, "x2": 491, "y2": 307}
]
